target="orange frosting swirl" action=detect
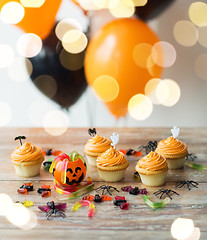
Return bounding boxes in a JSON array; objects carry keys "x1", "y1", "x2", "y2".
[
  {"x1": 97, "y1": 147, "x2": 127, "y2": 167},
  {"x1": 84, "y1": 134, "x2": 112, "y2": 153},
  {"x1": 11, "y1": 142, "x2": 43, "y2": 163},
  {"x1": 155, "y1": 136, "x2": 187, "y2": 157},
  {"x1": 137, "y1": 151, "x2": 167, "y2": 171}
]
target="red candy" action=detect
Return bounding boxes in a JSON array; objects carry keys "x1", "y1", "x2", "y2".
[
  {"x1": 101, "y1": 195, "x2": 112, "y2": 201},
  {"x1": 119, "y1": 149, "x2": 127, "y2": 155},
  {"x1": 120, "y1": 202, "x2": 129, "y2": 210},
  {"x1": 41, "y1": 185, "x2": 51, "y2": 189},
  {"x1": 115, "y1": 196, "x2": 125, "y2": 200},
  {"x1": 82, "y1": 194, "x2": 94, "y2": 201},
  {"x1": 17, "y1": 188, "x2": 27, "y2": 194}
]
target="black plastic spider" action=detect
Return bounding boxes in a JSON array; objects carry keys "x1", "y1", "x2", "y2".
[
  {"x1": 153, "y1": 188, "x2": 179, "y2": 200},
  {"x1": 38, "y1": 201, "x2": 67, "y2": 220},
  {"x1": 14, "y1": 136, "x2": 26, "y2": 145},
  {"x1": 95, "y1": 185, "x2": 119, "y2": 195},
  {"x1": 88, "y1": 128, "x2": 97, "y2": 137},
  {"x1": 185, "y1": 153, "x2": 197, "y2": 162},
  {"x1": 176, "y1": 180, "x2": 198, "y2": 190},
  {"x1": 138, "y1": 141, "x2": 158, "y2": 154}
]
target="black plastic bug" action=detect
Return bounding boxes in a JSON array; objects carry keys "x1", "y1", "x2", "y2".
[
  {"x1": 153, "y1": 188, "x2": 179, "y2": 200},
  {"x1": 138, "y1": 141, "x2": 158, "y2": 154},
  {"x1": 185, "y1": 153, "x2": 197, "y2": 161},
  {"x1": 14, "y1": 136, "x2": 26, "y2": 145},
  {"x1": 37, "y1": 187, "x2": 51, "y2": 194},
  {"x1": 88, "y1": 128, "x2": 97, "y2": 137},
  {"x1": 93, "y1": 194, "x2": 102, "y2": 202},
  {"x1": 176, "y1": 180, "x2": 198, "y2": 190},
  {"x1": 38, "y1": 201, "x2": 67, "y2": 220},
  {"x1": 95, "y1": 185, "x2": 119, "y2": 196}
]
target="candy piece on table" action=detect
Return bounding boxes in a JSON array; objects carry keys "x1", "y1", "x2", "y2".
[
  {"x1": 23, "y1": 200, "x2": 33, "y2": 207},
  {"x1": 88, "y1": 208, "x2": 95, "y2": 217},
  {"x1": 72, "y1": 202, "x2": 82, "y2": 211},
  {"x1": 115, "y1": 196, "x2": 125, "y2": 200},
  {"x1": 121, "y1": 186, "x2": 133, "y2": 192},
  {"x1": 41, "y1": 185, "x2": 51, "y2": 189},
  {"x1": 43, "y1": 159, "x2": 53, "y2": 171},
  {"x1": 17, "y1": 188, "x2": 27, "y2": 194},
  {"x1": 120, "y1": 202, "x2": 129, "y2": 210},
  {"x1": 61, "y1": 158, "x2": 68, "y2": 184},
  {"x1": 86, "y1": 177, "x2": 92, "y2": 184},
  {"x1": 42, "y1": 149, "x2": 62, "y2": 156},
  {"x1": 119, "y1": 149, "x2": 127, "y2": 155},
  {"x1": 82, "y1": 194, "x2": 95, "y2": 201},
  {"x1": 133, "y1": 172, "x2": 141, "y2": 180},
  {"x1": 143, "y1": 195, "x2": 170, "y2": 209},
  {"x1": 41, "y1": 191, "x2": 51, "y2": 198},
  {"x1": 129, "y1": 187, "x2": 140, "y2": 195},
  {"x1": 113, "y1": 199, "x2": 127, "y2": 206},
  {"x1": 20, "y1": 183, "x2": 34, "y2": 191},
  {"x1": 139, "y1": 188, "x2": 148, "y2": 195},
  {"x1": 80, "y1": 200, "x2": 91, "y2": 206},
  {"x1": 57, "y1": 183, "x2": 94, "y2": 201},
  {"x1": 185, "y1": 161, "x2": 207, "y2": 170},
  {"x1": 101, "y1": 194, "x2": 112, "y2": 201},
  {"x1": 38, "y1": 205, "x2": 50, "y2": 212}
]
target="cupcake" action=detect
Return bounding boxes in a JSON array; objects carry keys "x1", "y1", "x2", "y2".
[
  {"x1": 135, "y1": 151, "x2": 168, "y2": 187},
  {"x1": 96, "y1": 147, "x2": 129, "y2": 182},
  {"x1": 84, "y1": 134, "x2": 112, "y2": 166},
  {"x1": 155, "y1": 136, "x2": 188, "y2": 170},
  {"x1": 11, "y1": 138, "x2": 44, "y2": 177}
]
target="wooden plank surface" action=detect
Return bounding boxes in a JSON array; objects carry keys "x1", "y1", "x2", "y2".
[{"x1": 0, "y1": 128, "x2": 207, "y2": 240}]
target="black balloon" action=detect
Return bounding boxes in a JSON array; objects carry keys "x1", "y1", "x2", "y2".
[
  {"x1": 27, "y1": 22, "x2": 88, "y2": 109},
  {"x1": 135, "y1": 0, "x2": 175, "y2": 21}
]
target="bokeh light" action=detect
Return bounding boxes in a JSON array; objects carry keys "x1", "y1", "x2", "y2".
[
  {"x1": 59, "y1": 49, "x2": 84, "y2": 71},
  {"x1": 6, "y1": 203, "x2": 31, "y2": 228},
  {"x1": 173, "y1": 20, "x2": 198, "y2": 47},
  {"x1": 145, "y1": 78, "x2": 162, "y2": 105},
  {"x1": 109, "y1": 0, "x2": 135, "y2": 18},
  {"x1": 0, "y1": 194, "x2": 13, "y2": 216},
  {"x1": 0, "y1": 2, "x2": 25, "y2": 24},
  {"x1": 171, "y1": 218, "x2": 194, "y2": 240},
  {"x1": 34, "y1": 75, "x2": 57, "y2": 99},
  {"x1": 0, "y1": 44, "x2": 14, "y2": 69},
  {"x1": 198, "y1": 26, "x2": 207, "y2": 48},
  {"x1": 55, "y1": 18, "x2": 82, "y2": 41},
  {"x1": 189, "y1": 2, "x2": 207, "y2": 27},
  {"x1": 62, "y1": 30, "x2": 88, "y2": 54},
  {"x1": 184, "y1": 227, "x2": 201, "y2": 240},
  {"x1": 8, "y1": 57, "x2": 33, "y2": 82},
  {"x1": 151, "y1": 41, "x2": 176, "y2": 68},
  {"x1": 132, "y1": 0, "x2": 148, "y2": 7},
  {"x1": 92, "y1": 0, "x2": 109, "y2": 9},
  {"x1": 93, "y1": 75, "x2": 119, "y2": 102},
  {"x1": 194, "y1": 54, "x2": 207, "y2": 81},
  {"x1": 79, "y1": 0, "x2": 98, "y2": 10},
  {"x1": 156, "y1": 79, "x2": 181, "y2": 107},
  {"x1": 20, "y1": 0, "x2": 45, "y2": 8},
  {"x1": 0, "y1": 102, "x2": 12, "y2": 126},
  {"x1": 17, "y1": 33, "x2": 42, "y2": 58},
  {"x1": 132, "y1": 43, "x2": 153, "y2": 68},
  {"x1": 43, "y1": 110, "x2": 69, "y2": 136},
  {"x1": 128, "y1": 94, "x2": 153, "y2": 120}
]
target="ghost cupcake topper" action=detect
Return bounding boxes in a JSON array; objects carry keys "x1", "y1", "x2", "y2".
[
  {"x1": 110, "y1": 133, "x2": 119, "y2": 149},
  {"x1": 171, "y1": 126, "x2": 180, "y2": 138}
]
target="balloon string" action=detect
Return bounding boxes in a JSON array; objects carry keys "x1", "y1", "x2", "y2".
[{"x1": 71, "y1": 0, "x2": 87, "y2": 15}]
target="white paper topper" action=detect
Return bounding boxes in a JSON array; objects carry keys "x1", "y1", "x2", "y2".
[
  {"x1": 110, "y1": 133, "x2": 119, "y2": 148},
  {"x1": 171, "y1": 126, "x2": 180, "y2": 138}
]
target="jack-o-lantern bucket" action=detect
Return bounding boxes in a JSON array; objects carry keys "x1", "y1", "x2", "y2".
[{"x1": 49, "y1": 152, "x2": 87, "y2": 186}]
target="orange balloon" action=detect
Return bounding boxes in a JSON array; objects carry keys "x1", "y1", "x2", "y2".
[
  {"x1": 85, "y1": 18, "x2": 162, "y2": 118},
  {"x1": 0, "y1": 0, "x2": 62, "y2": 39}
]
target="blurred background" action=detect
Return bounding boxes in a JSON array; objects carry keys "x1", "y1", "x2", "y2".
[{"x1": 0, "y1": 0, "x2": 207, "y2": 134}]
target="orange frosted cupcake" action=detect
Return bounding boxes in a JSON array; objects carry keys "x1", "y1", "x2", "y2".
[
  {"x1": 84, "y1": 134, "x2": 112, "y2": 166},
  {"x1": 135, "y1": 151, "x2": 168, "y2": 187},
  {"x1": 11, "y1": 140, "x2": 44, "y2": 177},
  {"x1": 96, "y1": 147, "x2": 129, "y2": 182},
  {"x1": 155, "y1": 136, "x2": 188, "y2": 170}
]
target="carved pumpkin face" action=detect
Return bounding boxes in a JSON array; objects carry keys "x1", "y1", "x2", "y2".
[{"x1": 50, "y1": 152, "x2": 87, "y2": 186}]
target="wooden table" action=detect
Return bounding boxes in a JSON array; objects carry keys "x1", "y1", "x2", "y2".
[{"x1": 0, "y1": 128, "x2": 207, "y2": 240}]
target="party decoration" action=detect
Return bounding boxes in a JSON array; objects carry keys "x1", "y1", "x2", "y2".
[
  {"x1": 14, "y1": 136, "x2": 26, "y2": 145},
  {"x1": 0, "y1": 0, "x2": 62, "y2": 40},
  {"x1": 153, "y1": 188, "x2": 179, "y2": 200},
  {"x1": 138, "y1": 141, "x2": 158, "y2": 154},
  {"x1": 171, "y1": 126, "x2": 180, "y2": 138},
  {"x1": 49, "y1": 152, "x2": 87, "y2": 187},
  {"x1": 110, "y1": 133, "x2": 119, "y2": 148},
  {"x1": 176, "y1": 180, "x2": 198, "y2": 190},
  {"x1": 27, "y1": 22, "x2": 88, "y2": 109},
  {"x1": 85, "y1": 18, "x2": 162, "y2": 118},
  {"x1": 95, "y1": 185, "x2": 119, "y2": 195},
  {"x1": 135, "y1": 0, "x2": 175, "y2": 21}
]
